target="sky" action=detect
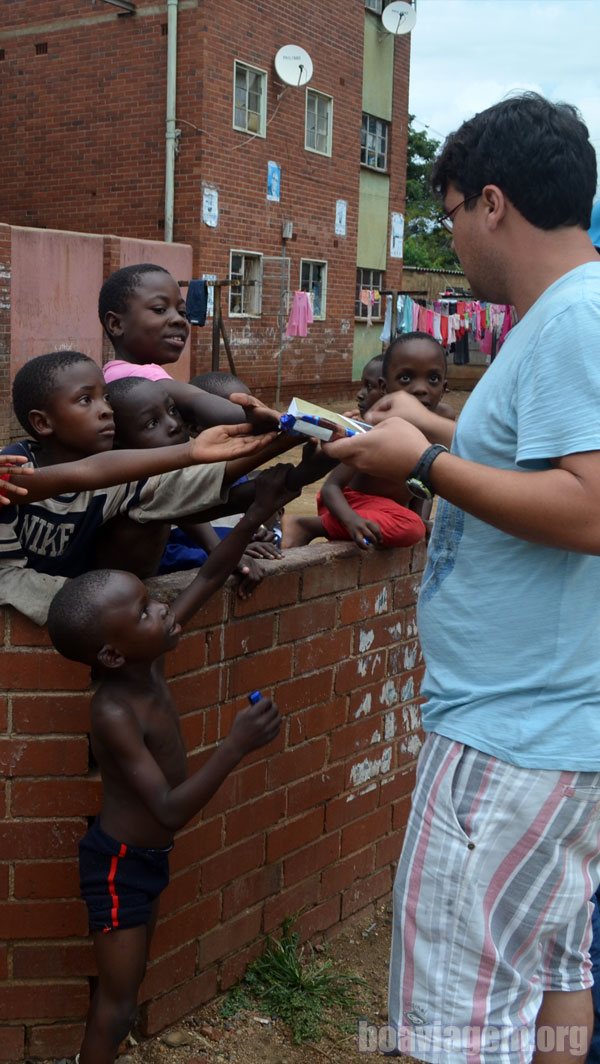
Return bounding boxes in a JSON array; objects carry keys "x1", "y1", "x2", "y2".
[{"x1": 408, "y1": 0, "x2": 600, "y2": 187}]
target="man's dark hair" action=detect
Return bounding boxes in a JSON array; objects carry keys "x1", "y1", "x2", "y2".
[
  {"x1": 98, "y1": 263, "x2": 171, "y2": 329},
  {"x1": 48, "y1": 570, "x2": 115, "y2": 663},
  {"x1": 12, "y1": 351, "x2": 96, "y2": 435},
  {"x1": 432, "y1": 93, "x2": 597, "y2": 231},
  {"x1": 190, "y1": 371, "x2": 250, "y2": 399},
  {"x1": 382, "y1": 332, "x2": 446, "y2": 381}
]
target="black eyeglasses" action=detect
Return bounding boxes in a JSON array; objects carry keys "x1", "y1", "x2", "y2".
[{"x1": 440, "y1": 192, "x2": 482, "y2": 232}]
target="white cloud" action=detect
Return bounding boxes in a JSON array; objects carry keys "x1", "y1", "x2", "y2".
[{"x1": 408, "y1": 0, "x2": 600, "y2": 170}]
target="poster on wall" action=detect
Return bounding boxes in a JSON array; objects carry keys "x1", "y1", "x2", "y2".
[
  {"x1": 202, "y1": 185, "x2": 219, "y2": 228},
  {"x1": 335, "y1": 199, "x2": 347, "y2": 236},
  {"x1": 202, "y1": 274, "x2": 217, "y2": 317},
  {"x1": 390, "y1": 212, "x2": 404, "y2": 258},
  {"x1": 267, "y1": 160, "x2": 281, "y2": 202}
]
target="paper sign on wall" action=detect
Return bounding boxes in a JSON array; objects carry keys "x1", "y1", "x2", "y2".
[
  {"x1": 267, "y1": 161, "x2": 281, "y2": 202},
  {"x1": 202, "y1": 186, "x2": 219, "y2": 228},
  {"x1": 335, "y1": 199, "x2": 347, "y2": 236},
  {"x1": 390, "y1": 212, "x2": 404, "y2": 258}
]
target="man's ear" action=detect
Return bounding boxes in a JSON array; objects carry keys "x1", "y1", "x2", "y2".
[
  {"x1": 103, "y1": 310, "x2": 125, "y2": 340},
  {"x1": 28, "y1": 409, "x2": 54, "y2": 438},
  {"x1": 481, "y1": 184, "x2": 506, "y2": 230},
  {"x1": 97, "y1": 644, "x2": 125, "y2": 669}
]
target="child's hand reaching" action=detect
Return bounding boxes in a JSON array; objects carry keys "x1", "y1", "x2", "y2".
[
  {"x1": 228, "y1": 696, "x2": 281, "y2": 756},
  {"x1": 228, "y1": 393, "x2": 282, "y2": 433},
  {"x1": 344, "y1": 515, "x2": 383, "y2": 550},
  {"x1": 0, "y1": 454, "x2": 34, "y2": 505},
  {"x1": 188, "y1": 423, "x2": 277, "y2": 464},
  {"x1": 235, "y1": 553, "x2": 265, "y2": 599},
  {"x1": 247, "y1": 463, "x2": 300, "y2": 524}
]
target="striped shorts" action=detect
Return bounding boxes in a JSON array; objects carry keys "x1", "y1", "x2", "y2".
[{"x1": 388, "y1": 733, "x2": 600, "y2": 1063}]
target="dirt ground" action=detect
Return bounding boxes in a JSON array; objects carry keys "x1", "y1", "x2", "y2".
[{"x1": 64, "y1": 902, "x2": 411, "y2": 1064}]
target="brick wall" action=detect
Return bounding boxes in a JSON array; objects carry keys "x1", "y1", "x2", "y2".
[
  {"x1": 0, "y1": 1, "x2": 410, "y2": 400},
  {"x1": 0, "y1": 541, "x2": 425, "y2": 1060}
]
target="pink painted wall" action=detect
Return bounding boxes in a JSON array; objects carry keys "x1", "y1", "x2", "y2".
[
  {"x1": 9, "y1": 226, "x2": 105, "y2": 378},
  {"x1": 117, "y1": 237, "x2": 193, "y2": 382}
]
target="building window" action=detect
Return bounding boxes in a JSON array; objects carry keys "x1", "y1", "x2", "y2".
[
  {"x1": 355, "y1": 268, "x2": 383, "y2": 320},
  {"x1": 305, "y1": 90, "x2": 333, "y2": 156},
  {"x1": 229, "y1": 251, "x2": 262, "y2": 316},
  {"x1": 300, "y1": 260, "x2": 327, "y2": 319},
  {"x1": 361, "y1": 114, "x2": 389, "y2": 171},
  {"x1": 233, "y1": 61, "x2": 266, "y2": 137},
  {"x1": 364, "y1": 0, "x2": 382, "y2": 11}
]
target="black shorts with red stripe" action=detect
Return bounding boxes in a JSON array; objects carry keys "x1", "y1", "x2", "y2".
[{"x1": 79, "y1": 819, "x2": 172, "y2": 934}]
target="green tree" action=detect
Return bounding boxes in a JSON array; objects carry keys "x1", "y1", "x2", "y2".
[{"x1": 403, "y1": 116, "x2": 461, "y2": 271}]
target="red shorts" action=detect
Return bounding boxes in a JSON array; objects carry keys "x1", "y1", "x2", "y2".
[{"x1": 317, "y1": 487, "x2": 425, "y2": 548}]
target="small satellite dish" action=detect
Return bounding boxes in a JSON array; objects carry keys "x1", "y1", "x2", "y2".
[
  {"x1": 274, "y1": 45, "x2": 313, "y2": 87},
  {"x1": 382, "y1": 1, "x2": 417, "y2": 35}
]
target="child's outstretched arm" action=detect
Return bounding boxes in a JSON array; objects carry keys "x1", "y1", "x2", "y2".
[
  {"x1": 7, "y1": 424, "x2": 276, "y2": 505},
  {"x1": 320, "y1": 463, "x2": 384, "y2": 550},
  {"x1": 0, "y1": 455, "x2": 33, "y2": 505},
  {"x1": 164, "y1": 380, "x2": 283, "y2": 434},
  {"x1": 172, "y1": 464, "x2": 298, "y2": 626},
  {"x1": 93, "y1": 692, "x2": 280, "y2": 833}
]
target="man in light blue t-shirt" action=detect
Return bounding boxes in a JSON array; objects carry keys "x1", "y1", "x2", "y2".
[{"x1": 326, "y1": 95, "x2": 600, "y2": 1063}]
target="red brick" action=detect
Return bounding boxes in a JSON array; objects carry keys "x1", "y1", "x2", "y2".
[
  {"x1": 220, "y1": 938, "x2": 263, "y2": 992},
  {"x1": 294, "y1": 628, "x2": 353, "y2": 675},
  {"x1": 0, "y1": 696, "x2": 7, "y2": 733},
  {"x1": 0, "y1": 651, "x2": 89, "y2": 690},
  {"x1": 198, "y1": 907, "x2": 262, "y2": 967},
  {"x1": 225, "y1": 790, "x2": 285, "y2": 846},
  {"x1": 171, "y1": 816, "x2": 223, "y2": 874},
  {"x1": 11, "y1": 777, "x2": 101, "y2": 817},
  {"x1": 222, "y1": 863, "x2": 281, "y2": 920},
  {"x1": 379, "y1": 767, "x2": 418, "y2": 809},
  {"x1": 143, "y1": 968, "x2": 218, "y2": 1036},
  {"x1": 263, "y1": 874, "x2": 321, "y2": 934},
  {"x1": 0, "y1": 737, "x2": 89, "y2": 777},
  {"x1": 341, "y1": 867, "x2": 392, "y2": 919},
  {"x1": 295, "y1": 897, "x2": 341, "y2": 942},
  {"x1": 140, "y1": 942, "x2": 196, "y2": 1001},
  {"x1": 221, "y1": 614, "x2": 275, "y2": 659},
  {"x1": 9, "y1": 612, "x2": 53, "y2": 647},
  {"x1": 0, "y1": 819, "x2": 83, "y2": 860},
  {"x1": 232, "y1": 571, "x2": 300, "y2": 616},
  {"x1": 164, "y1": 631, "x2": 208, "y2": 677},
  {"x1": 283, "y1": 832, "x2": 340, "y2": 887},
  {"x1": 375, "y1": 832, "x2": 401, "y2": 870},
  {"x1": 288, "y1": 696, "x2": 347, "y2": 745},
  {"x1": 301, "y1": 556, "x2": 360, "y2": 600},
  {"x1": 393, "y1": 573, "x2": 423, "y2": 609},
  {"x1": 179, "y1": 709, "x2": 205, "y2": 752},
  {"x1": 202, "y1": 835, "x2": 263, "y2": 893},
  {"x1": 355, "y1": 610, "x2": 412, "y2": 653},
  {"x1": 321, "y1": 848, "x2": 376, "y2": 898},
  {"x1": 11, "y1": 694, "x2": 90, "y2": 735},
  {"x1": 0, "y1": 900, "x2": 87, "y2": 940},
  {"x1": 358, "y1": 547, "x2": 412, "y2": 585},
  {"x1": 0, "y1": 1027, "x2": 24, "y2": 1062},
  {"x1": 325, "y1": 785, "x2": 379, "y2": 832},
  {"x1": 341, "y1": 806, "x2": 391, "y2": 858},
  {"x1": 330, "y1": 716, "x2": 386, "y2": 762},
  {"x1": 13, "y1": 941, "x2": 93, "y2": 979},
  {"x1": 204, "y1": 761, "x2": 267, "y2": 817},
  {"x1": 279, "y1": 599, "x2": 336, "y2": 643},
  {"x1": 228, "y1": 645, "x2": 293, "y2": 698},
  {"x1": 13, "y1": 859, "x2": 80, "y2": 900},
  {"x1": 168, "y1": 667, "x2": 222, "y2": 713},
  {"x1": 339, "y1": 583, "x2": 392, "y2": 626},
  {"x1": 27, "y1": 1022, "x2": 85, "y2": 1058},
  {"x1": 287, "y1": 764, "x2": 346, "y2": 816},
  {"x1": 335, "y1": 650, "x2": 387, "y2": 695},
  {"x1": 161, "y1": 867, "x2": 201, "y2": 913},
  {"x1": 268, "y1": 738, "x2": 327, "y2": 789},
  {"x1": 410, "y1": 541, "x2": 428, "y2": 574},
  {"x1": 267, "y1": 807, "x2": 324, "y2": 863},
  {"x1": 0, "y1": 943, "x2": 7, "y2": 981},
  {"x1": 275, "y1": 670, "x2": 333, "y2": 713},
  {"x1": 0, "y1": 982, "x2": 89, "y2": 1021},
  {"x1": 152, "y1": 895, "x2": 221, "y2": 957}
]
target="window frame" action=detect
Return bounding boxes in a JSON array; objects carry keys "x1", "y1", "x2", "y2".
[
  {"x1": 304, "y1": 89, "x2": 333, "y2": 157},
  {"x1": 300, "y1": 259, "x2": 328, "y2": 320},
  {"x1": 361, "y1": 113, "x2": 390, "y2": 172},
  {"x1": 364, "y1": 0, "x2": 383, "y2": 12},
  {"x1": 228, "y1": 250, "x2": 263, "y2": 318},
  {"x1": 233, "y1": 60, "x2": 267, "y2": 138},
  {"x1": 355, "y1": 267, "x2": 384, "y2": 321}
]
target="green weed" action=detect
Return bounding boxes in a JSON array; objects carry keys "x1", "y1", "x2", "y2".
[{"x1": 221, "y1": 917, "x2": 367, "y2": 1044}]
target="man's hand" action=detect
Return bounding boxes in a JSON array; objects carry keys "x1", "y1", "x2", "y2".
[
  {"x1": 344, "y1": 515, "x2": 383, "y2": 550},
  {"x1": 227, "y1": 696, "x2": 281, "y2": 756},
  {"x1": 229, "y1": 393, "x2": 282, "y2": 433},
  {"x1": 0, "y1": 455, "x2": 33, "y2": 505},
  {"x1": 189, "y1": 423, "x2": 277, "y2": 464},
  {"x1": 322, "y1": 417, "x2": 429, "y2": 480}
]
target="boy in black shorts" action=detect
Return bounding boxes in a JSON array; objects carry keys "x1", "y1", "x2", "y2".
[{"x1": 47, "y1": 464, "x2": 294, "y2": 1064}]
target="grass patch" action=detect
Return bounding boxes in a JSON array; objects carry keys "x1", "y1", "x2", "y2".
[{"x1": 221, "y1": 917, "x2": 367, "y2": 1044}]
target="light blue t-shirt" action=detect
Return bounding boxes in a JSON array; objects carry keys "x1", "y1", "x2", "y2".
[{"x1": 418, "y1": 261, "x2": 600, "y2": 769}]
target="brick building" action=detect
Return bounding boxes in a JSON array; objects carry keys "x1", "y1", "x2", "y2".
[{"x1": 0, "y1": 0, "x2": 410, "y2": 402}]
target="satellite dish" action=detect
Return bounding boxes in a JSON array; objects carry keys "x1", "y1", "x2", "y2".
[
  {"x1": 382, "y1": 1, "x2": 417, "y2": 35},
  {"x1": 274, "y1": 45, "x2": 313, "y2": 87}
]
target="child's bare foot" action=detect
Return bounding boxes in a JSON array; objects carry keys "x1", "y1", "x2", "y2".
[{"x1": 281, "y1": 514, "x2": 325, "y2": 548}]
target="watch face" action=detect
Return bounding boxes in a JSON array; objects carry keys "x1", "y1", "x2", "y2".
[{"x1": 406, "y1": 477, "x2": 432, "y2": 501}]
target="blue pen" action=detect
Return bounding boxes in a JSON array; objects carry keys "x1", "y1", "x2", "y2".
[{"x1": 248, "y1": 690, "x2": 263, "y2": 705}]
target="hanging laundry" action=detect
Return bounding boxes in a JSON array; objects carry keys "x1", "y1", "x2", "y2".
[
  {"x1": 286, "y1": 291, "x2": 314, "y2": 338},
  {"x1": 185, "y1": 279, "x2": 208, "y2": 326}
]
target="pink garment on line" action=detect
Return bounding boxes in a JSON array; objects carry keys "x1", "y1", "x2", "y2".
[
  {"x1": 103, "y1": 360, "x2": 172, "y2": 383},
  {"x1": 286, "y1": 291, "x2": 314, "y2": 338}
]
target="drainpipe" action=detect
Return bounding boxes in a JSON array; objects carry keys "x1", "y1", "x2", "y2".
[{"x1": 164, "y1": 0, "x2": 179, "y2": 242}]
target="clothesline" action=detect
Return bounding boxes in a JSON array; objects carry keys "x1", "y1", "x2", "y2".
[{"x1": 380, "y1": 292, "x2": 516, "y2": 363}]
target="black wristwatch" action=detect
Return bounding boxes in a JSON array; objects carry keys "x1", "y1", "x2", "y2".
[{"x1": 406, "y1": 444, "x2": 449, "y2": 500}]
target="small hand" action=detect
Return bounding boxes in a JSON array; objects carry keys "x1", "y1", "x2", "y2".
[
  {"x1": 229, "y1": 696, "x2": 281, "y2": 755},
  {"x1": 235, "y1": 553, "x2": 265, "y2": 598},
  {"x1": 189, "y1": 423, "x2": 277, "y2": 464},
  {"x1": 245, "y1": 538, "x2": 283, "y2": 560},
  {"x1": 345, "y1": 516, "x2": 383, "y2": 550},
  {"x1": 0, "y1": 455, "x2": 33, "y2": 505},
  {"x1": 229, "y1": 393, "x2": 282, "y2": 433}
]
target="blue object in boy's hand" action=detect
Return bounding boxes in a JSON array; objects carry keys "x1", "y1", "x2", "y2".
[{"x1": 248, "y1": 690, "x2": 263, "y2": 705}]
